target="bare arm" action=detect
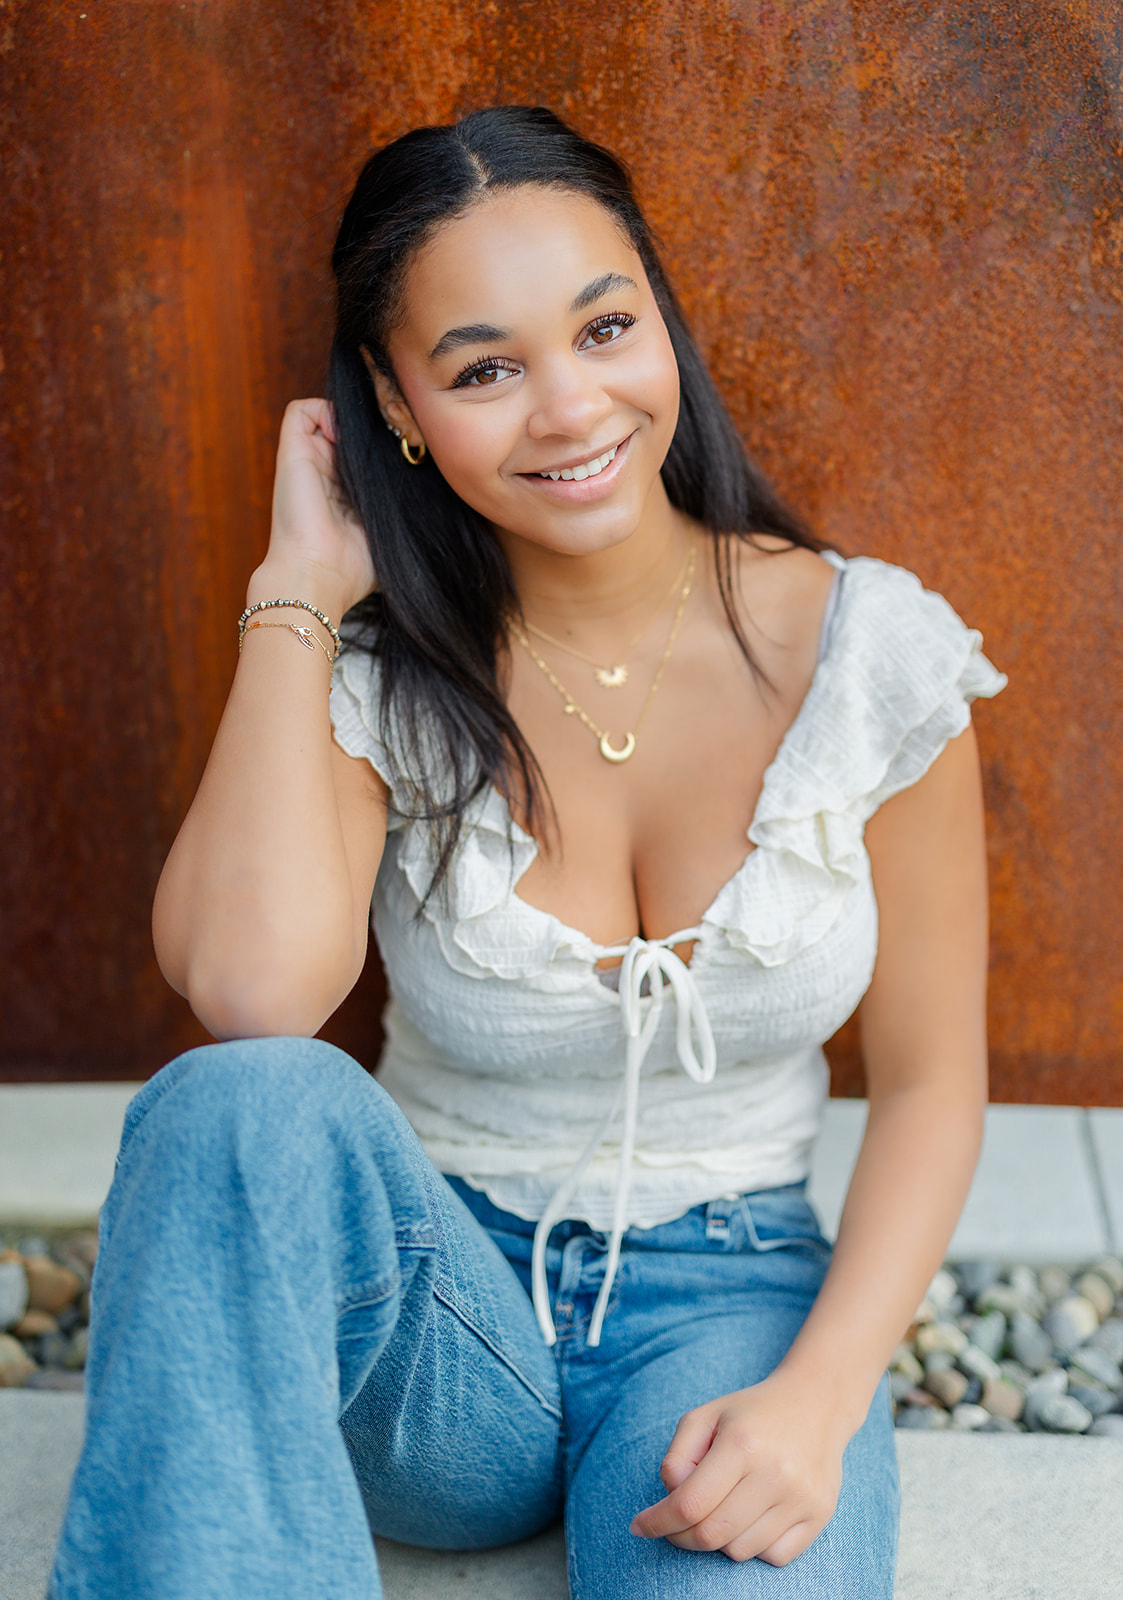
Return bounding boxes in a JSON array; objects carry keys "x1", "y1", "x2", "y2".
[
  {"x1": 633, "y1": 721, "x2": 989, "y2": 1563},
  {"x1": 152, "y1": 400, "x2": 388, "y2": 1039}
]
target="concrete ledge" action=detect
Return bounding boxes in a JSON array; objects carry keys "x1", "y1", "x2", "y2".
[{"x1": 5, "y1": 1393, "x2": 1122, "y2": 1600}]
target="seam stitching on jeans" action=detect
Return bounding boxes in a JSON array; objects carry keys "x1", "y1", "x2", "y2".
[{"x1": 432, "y1": 1286, "x2": 563, "y2": 1421}]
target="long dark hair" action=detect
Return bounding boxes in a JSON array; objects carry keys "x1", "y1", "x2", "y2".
[{"x1": 327, "y1": 105, "x2": 816, "y2": 895}]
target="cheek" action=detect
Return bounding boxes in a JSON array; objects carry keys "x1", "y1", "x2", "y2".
[
  {"x1": 630, "y1": 327, "x2": 680, "y2": 438},
  {"x1": 418, "y1": 404, "x2": 512, "y2": 496}
]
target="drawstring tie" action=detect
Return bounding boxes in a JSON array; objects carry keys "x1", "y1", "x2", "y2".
[{"x1": 531, "y1": 930, "x2": 716, "y2": 1348}]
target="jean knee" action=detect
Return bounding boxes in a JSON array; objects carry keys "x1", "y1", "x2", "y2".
[
  {"x1": 103, "y1": 1038, "x2": 414, "y2": 1240},
  {"x1": 121, "y1": 1036, "x2": 376, "y2": 1151}
]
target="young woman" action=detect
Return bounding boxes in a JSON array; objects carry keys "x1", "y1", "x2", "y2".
[{"x1": 51, "y1": 107, "x2": 1004, "y2": 1599}]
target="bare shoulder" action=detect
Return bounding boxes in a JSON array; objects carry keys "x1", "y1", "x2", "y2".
[{"x1": 731, "y1": 535, "x2": 838, "y2": 656}]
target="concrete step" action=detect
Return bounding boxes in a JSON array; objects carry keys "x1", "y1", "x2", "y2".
[
  {"x1": 3, "y1": 1088, "x2": 1120, "y2": 1260},
  {"x1": 4, "y1": 1392, "x2": 1121, "y2": 1600}
]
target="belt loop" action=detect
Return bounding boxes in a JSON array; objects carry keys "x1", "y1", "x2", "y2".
[{"x1": 704, "y1": 1194, "x2": 736, "y2": 1242}]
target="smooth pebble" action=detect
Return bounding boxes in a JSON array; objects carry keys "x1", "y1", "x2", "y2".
[
  {"x1": 0, "y1": 1261, "x2": 29, "y2": 1331},
  {"x1": 1037, "y1": 1394, "x2": 1092, "y2": 1434},
  {"x1": 1041, "y1": 1296, "x2": 1099, "y2": 1355}
]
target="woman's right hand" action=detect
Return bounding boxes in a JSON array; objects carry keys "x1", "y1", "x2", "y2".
[{"x1": 252, "y1": 397, "x2": 378, "y2": 620}]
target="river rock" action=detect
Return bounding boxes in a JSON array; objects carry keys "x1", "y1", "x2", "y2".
[
  {"x1": 0, "y1": 1331, "x2": 37, "y2": 1387},
  {"x1": 965, "y1": 1310, "x2": 1006, "y2": 1360},
  {"x1": 980, "y1": 1414, "x2": 1023, "y2": 1433},
  {"x1": 900, "y1": 1387, "x2": 944, "y2": 1410},
  {"x1": 924, "y1": 1367, "x2": 969, "y2": 1408},
  {"x1": 890, "y1": 1344, "x2": 924, "y2": 1383},
  {"x1": 1089, "y1": 1415, "x2": 1123, "y2": 1439},
  {"x1": 890, "y1": 1370, "x2": 918, "y2": 1403},
  {"x1": 1037, "y1": 1394, "x2": 1093, "y2": 1433},
  {"x1": 11, "y1": 1308, "x2": 58, "y2": 1339},
  {"x1": 1007, "y1": 1264, "x2": 1046, "y2": 1315},
  {"x1": 1074, "y1": 1272, "x2": 1116, "y2": 1323},
  {"x1": 982, "y1": 1375, "x2": 1025, "y2": 1422},
  {"x1": 950, "y1": 1402, "x2": 990, "y2": 1431},
  {"x1": 897, "y1": 1405, "x2": 950, "y2": 1430},
  {"x1": 1069, "y1": 1346, "x2": 1123, "y2": 1391},
  {"x1": 956, "y1": 1260, "x2": 999, "y2": 1302},
  {"x1": 0, "y1": 1260, "x2": 29, "y2": 1330},
  {"x1": 1087, "y1": 1318, "x2": 1123, "y2": 1365},
  {"x1": 916, "y1": 1321, "x2": 967, "y2": 1358},
  {"x1": 1023, "y1": 1369, "x2": 1068, "y2": 1429},
  {"x1": 922, "y1": 1350, "x2": 955, "y2": 1376},
  {"x1": 1067, "y1": 1382, "x2": 1117, "y2": 1419},
  {"x1": 1087, "y1": 1256, "x2": 1123, "y2": 1296},
  {"x1": 975, "y1": 1284, "x2": 1028, "y2": 1319},
  {"x1": 926, "y1": 1269, "x2": 959, "y2": 1316},
  {"x1": 1042, "y1": 1295, "x2": 1100, "y2": 1354},
  {"x1": 957, "y1": 1343, "x2": 1002, "y2": 1384},
  {"x1": 1010, "y1": 1311, "x2": 1054, "y2": 1373},
  {"x1": 64, "y1": 1325, "x2": 89, "y2": 1369},
  {"x1": 22, "y1": 1255, "x2": 83, "y2": 1315},
  {"x1": 1038, "y1": 1266, "x2": 1072, "y2": 1305},
  {"x1": 37, "y1": 1331, "x2": 71, "y2": 1368}
]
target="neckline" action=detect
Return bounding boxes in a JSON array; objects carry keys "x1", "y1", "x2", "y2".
[{"x1": 495, "y1": 551, "x2": 848, "y2": 964}]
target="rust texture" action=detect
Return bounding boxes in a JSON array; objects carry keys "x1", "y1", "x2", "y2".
[{"x1": 1, "y1": 2, "x2": 1120, "y2": 1098}]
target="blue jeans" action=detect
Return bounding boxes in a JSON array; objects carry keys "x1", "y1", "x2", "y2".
[{"x1": 49, "y1": 1038, "x2": 898, "y2": 1598}]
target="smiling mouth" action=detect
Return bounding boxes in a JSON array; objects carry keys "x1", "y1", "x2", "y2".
[{"x1": 532, "y1": 442, "x2": 621, "y2": 482}]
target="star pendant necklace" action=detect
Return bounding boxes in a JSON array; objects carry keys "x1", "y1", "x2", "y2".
[
  {"x1": 510, "y1": 534, "x2": 697, "y2": 764},
  {"x1": 521, "y1": 538, "x2": 694, "y2": 689}
]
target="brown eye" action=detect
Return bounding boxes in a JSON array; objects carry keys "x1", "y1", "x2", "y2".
[
  {"x1": 580, "y1": 313, "x2": 635, "y2": 351},
  {"x1": 450, "y1": 357, "x2": 518, "y2": 389}
]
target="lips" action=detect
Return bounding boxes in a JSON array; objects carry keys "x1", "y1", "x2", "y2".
[{"x1": 516, "y1": 433, "x2": 633, "y2": 499}]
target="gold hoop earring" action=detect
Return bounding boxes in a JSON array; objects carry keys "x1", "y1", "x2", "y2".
[{"x1": 400, "y1": 436, "x2": 426, "y2": 466}]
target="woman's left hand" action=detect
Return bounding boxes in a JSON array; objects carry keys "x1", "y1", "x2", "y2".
[{"x1": 629, "y1": 1372, "x2": 850, "y2": 1565}]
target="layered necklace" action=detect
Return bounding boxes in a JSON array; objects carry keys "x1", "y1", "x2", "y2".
[
  {"x1": 509, "y1": 534, "x2": 697, "y2": 764},
  {"x1": 521, "y1": 539, "x2": 694, "y2": 688}
]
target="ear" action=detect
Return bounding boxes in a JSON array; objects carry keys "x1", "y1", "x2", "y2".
[{"x1": 361, "y1": 346, "x2": 425, "y2": 453}]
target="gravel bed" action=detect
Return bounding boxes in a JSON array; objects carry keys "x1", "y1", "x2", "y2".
[
  {"x1": 4, "y1": 1228, "x2": 1122, "y2": 1434},
  {"x1": 0, "y1": 1228, "x2": 95, "y2": 1392},
  {"x1": 891, "y1": 1256, "x2": 1123, "y2": 1435}
]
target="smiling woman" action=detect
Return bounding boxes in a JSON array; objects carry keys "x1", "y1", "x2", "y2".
[{"x1": 51, "y1": 107, "x2": 1004, "y2": 1600}]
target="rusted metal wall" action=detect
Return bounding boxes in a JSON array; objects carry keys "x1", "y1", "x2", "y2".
[{"x1": 2, "y1": 2, "x2": 1120, "y2": 1098}]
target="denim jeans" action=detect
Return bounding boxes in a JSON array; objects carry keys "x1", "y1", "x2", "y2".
[{"x1": 49, "y1": 1037, "x2": 898, "y2": 1599}]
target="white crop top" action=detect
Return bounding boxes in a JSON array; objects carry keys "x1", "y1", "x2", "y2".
[{"x1": 330, "y1": 554, "x2": 1006, "y2": 1344}]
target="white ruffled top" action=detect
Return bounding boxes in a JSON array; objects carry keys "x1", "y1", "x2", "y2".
[{"x1": 330, "y1": 553, "x2": 1005, "y2": 1344}]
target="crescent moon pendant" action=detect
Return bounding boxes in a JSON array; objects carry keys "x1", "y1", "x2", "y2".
[{"x1": 599, "y1": 731, "x2": 636, "y2": 763}]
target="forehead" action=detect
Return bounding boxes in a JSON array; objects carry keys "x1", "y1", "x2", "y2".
[{"x1": 398, "y1": 187, "x2": 643, "y2": 336}]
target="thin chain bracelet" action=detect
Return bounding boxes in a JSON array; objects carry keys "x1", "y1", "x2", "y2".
[
  {"x1": 241, "y1": 620, "x2": 336, "y2": 688},
  {"x1": 237, "y1": 598, "x2": 342, "y2": 659}
]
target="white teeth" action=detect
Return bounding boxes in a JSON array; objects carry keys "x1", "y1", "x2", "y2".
[{"x1": 538, "y1": 444, "x2": 619, "y2": 481}]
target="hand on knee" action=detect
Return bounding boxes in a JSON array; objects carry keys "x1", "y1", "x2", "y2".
[{"x1": 629, "y1": 1374, "x2": 845, "y2": 1565}]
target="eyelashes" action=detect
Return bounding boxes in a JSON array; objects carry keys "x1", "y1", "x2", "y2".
[
  {"x1": 450, "y1": 355, "x2": 519, "y2": 389},
  {"x1": 449, "y1": 311, "x2": 637, "y2": 389}
]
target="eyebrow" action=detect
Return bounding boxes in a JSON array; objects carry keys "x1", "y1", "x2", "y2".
[{"x1": 427, "y1": 271, "x2": 639, "y2": 362}]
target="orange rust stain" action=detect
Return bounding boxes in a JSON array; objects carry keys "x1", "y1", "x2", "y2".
[{"x1": 1, "y1": 0, "x2": 1120, "y2": 1097}]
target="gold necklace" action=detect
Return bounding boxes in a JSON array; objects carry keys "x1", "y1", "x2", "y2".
[
  {"x1": 510, "y1": 536, "x2": 696, "y2": 763},
  {"x1": 522, "y1": 541, "x2": 693, "y2": 689}
]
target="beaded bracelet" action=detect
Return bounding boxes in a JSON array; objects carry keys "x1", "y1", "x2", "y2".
[{"x1": 237, "y1": 598, "x2": 342, "y2": 659}]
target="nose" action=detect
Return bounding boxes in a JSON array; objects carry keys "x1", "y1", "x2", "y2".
[{"x1": 525, "y1": 354, "x2": 613, "y2": 442}]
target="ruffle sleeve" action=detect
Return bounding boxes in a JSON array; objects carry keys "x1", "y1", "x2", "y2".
[
  {"x1": 329, "y1": 647, "x2": 401, "y2": 812},
  {"x1": 700, "y1": 555, "x2": 1006, "y2": 968}
]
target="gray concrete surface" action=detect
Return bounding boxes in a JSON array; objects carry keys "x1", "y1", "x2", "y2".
[
  {"x1": 4, "y1": 1391, "x2": 1122, "y2": 1600},
  {"x1": 4, "y1": 1087, "x2": 1118, "y2": 1260}
]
